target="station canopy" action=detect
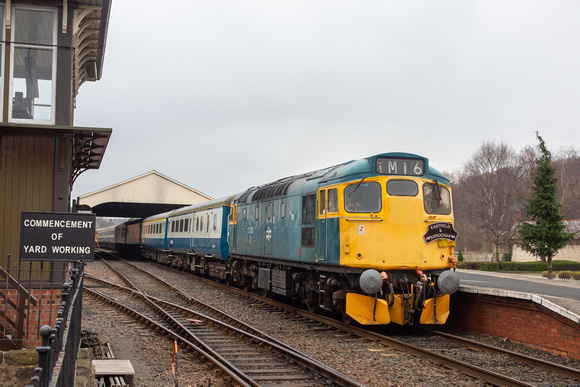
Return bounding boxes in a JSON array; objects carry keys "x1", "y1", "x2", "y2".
[{"x1": 76, "y1": 171, "x2": 213, "y2": 218}]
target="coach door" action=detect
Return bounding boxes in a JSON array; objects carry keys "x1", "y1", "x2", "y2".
[
  {"x1": 229, "y1": 204, "x2": 237, "y2": 252},
  {"x1": 317, "y1": 190, "x2": 328, "y2": 261}
]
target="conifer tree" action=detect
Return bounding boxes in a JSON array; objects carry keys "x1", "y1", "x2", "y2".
[{"x1": 517, "y1": 132, "x2": 574, "y2": 279}]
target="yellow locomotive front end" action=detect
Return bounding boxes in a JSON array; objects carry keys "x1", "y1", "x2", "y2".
[{"x1": 320, "y1": 155, "x2": 459, "y2": 325}]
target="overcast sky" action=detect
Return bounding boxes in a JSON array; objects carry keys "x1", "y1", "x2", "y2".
[{"x1": 72, "y1": 1, "x2": 580, "y2": 200}]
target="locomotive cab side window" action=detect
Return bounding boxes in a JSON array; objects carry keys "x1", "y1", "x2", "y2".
[
  {"x1": 344, "y1": 182, "x2": 382, "y2": 213},
  {"x1": 423, "y1": 182, "x2": 451, "y2": 215},
  {"x1": 328, "y1": 188, "x2": 338, "y2": 213}
]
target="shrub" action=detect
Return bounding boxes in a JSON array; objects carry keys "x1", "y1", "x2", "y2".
[
  {"x1": 457, "y1": 262, "x2": 482, "y2": 270},
  {"x1": 499, "y1": 261, "x2": 546, "y2": 272},
  {"x1": 502, "y1": 250, "x2": 512, "y2": 262},
  {"x1": 572, "y1": 272, "x2": 580, "y2": 281},
  {"x1": 482, "y1": 262, "x2": 499, "y2": 272},
  {"x1": 458, "y1": 251, "x2": 464, "y2": 262},
  {"x1": 552, "y1": 261, "x2": 580, "y2": 271},
  {"x1": 558, "y1": 271, "x2": 572, "y2": 280},
  {"x1": 541, "y1": 271, "x2": 549, "y2": 278}
]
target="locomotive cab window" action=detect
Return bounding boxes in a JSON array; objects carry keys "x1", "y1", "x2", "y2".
[
  {"x1": 423, "y1": 182, "x2": 451, "y2": 215},
  {"x1": 387, "y1": 180, "x2": 418, "y2": 196},
  {"x1": 344, "y1": 182, "x2": 382, "y2": 213}
]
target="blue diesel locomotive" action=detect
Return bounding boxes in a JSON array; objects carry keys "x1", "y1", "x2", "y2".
[{"x1": 98, "y1": 152, "x2": 460, "y2": 325}]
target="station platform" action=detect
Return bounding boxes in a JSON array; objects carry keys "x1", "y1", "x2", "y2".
[{"x1": 455, "y1": 269, "x2": 580, "y2": 325}]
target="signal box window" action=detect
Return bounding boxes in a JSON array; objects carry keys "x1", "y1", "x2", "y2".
[
  {"x1": 11, "y1": 7, "x2": 57, "y2": 123},
  {"x1": 423, "y1": 182, "x2": 451, "y2": 215},
  {"x1": 344, "y1": 182, "x2": 381, "y2": 213}
]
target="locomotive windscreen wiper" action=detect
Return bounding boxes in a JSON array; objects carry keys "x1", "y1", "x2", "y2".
[
  {"x1": 433, "y1": 179, "x2": 441, "y2": 201},
  {"x1": 348, "y1": 177, "x2": 366, "y2": 197}
]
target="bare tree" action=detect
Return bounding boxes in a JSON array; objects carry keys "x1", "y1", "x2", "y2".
[
  {"x1": 454, "y1": 141, "x2": 527, "y2": 259},
  {"x1": 553, "y1": 148, "x2": 580, "y2": 219}
]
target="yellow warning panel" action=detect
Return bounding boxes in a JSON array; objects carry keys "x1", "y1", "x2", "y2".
[
  {"x1": 388, "y1": 295, "x2": 409, "y2": 325},
  {"x1": 420, "y1": 294, "x2": 451, "y2": 325},
  {"x1": 346, "y1": 293, "x2": 391, "y2": 325}
]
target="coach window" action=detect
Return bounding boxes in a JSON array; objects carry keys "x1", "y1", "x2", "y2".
[
  {"x1": 280, "y1": 202, "x2": 286, "y2": 218},
  {"x1": 255, "y1": 206, "x2": 259, "y2": 221},
  {"x1": 242, "y1": 208, "x2": 247, "y2": 221},
  {"x1": 319, "y1": 191, "x2": 326, "y2": 215},
  {"x1": 185, "y1": 218, "x2": 189, "y2": 232},
  {"x1": 206, "y1": 214, "x2": 210, "y2": 232},
  {"x1": 213, "y1": 214, "x2": 218, "y2": 230},
  {"x1": 10, "y1": 6, "x2": 57, "y2": 123},
  {"x1": 267, "y1": 203, "x2": 272, "y2": 220},
  {"x1": 344, "y1": 182, "x2": 382, "y2": 213},
  {"x1": 387, "y1": 180, "x2": 418, "y2": 196},
  {"x1": 423, "y1": 182, "x2": 451, "y2": 215}
]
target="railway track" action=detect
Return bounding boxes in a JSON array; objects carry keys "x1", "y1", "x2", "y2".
[
  {"x1": 86, "y1": 252, "x2": 362, "y2": 386},
  {"x1": 214, "y1": 278, "x2": 580, "y2": 387},
  {"x1": 87, "y1": 253, "x2": 580, "y2": 386},
  {"x1": 122, "y1": 256, "x2": 580, "y2": 387}
]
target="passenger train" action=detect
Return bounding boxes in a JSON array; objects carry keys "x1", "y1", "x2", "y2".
[{"x1": 97, "y1": 152, "x2": 460, "y2": 325}]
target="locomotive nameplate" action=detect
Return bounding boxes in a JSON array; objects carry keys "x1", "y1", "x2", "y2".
[
  {"x1": 19, "y1": 211, "x2": 96, "y2": 262},
  {"x1": 423, "y1": 222, "x2": 458, "y2": 244}
]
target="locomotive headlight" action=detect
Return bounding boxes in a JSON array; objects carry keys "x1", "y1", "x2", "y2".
[
  {"x1": 359, "y1": 269, "x2": 383, "y2": 295},
  {"x1": 437, "y1": 270, "x2": 460, "y2": 295}
]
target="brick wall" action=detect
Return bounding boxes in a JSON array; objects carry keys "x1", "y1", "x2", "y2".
[
  {"x1": 448, "y1": 292, "x2": 580, "y2": 359},
  {"x1": 2, "y1": 289, "x2": 62, "y2": 348}
]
